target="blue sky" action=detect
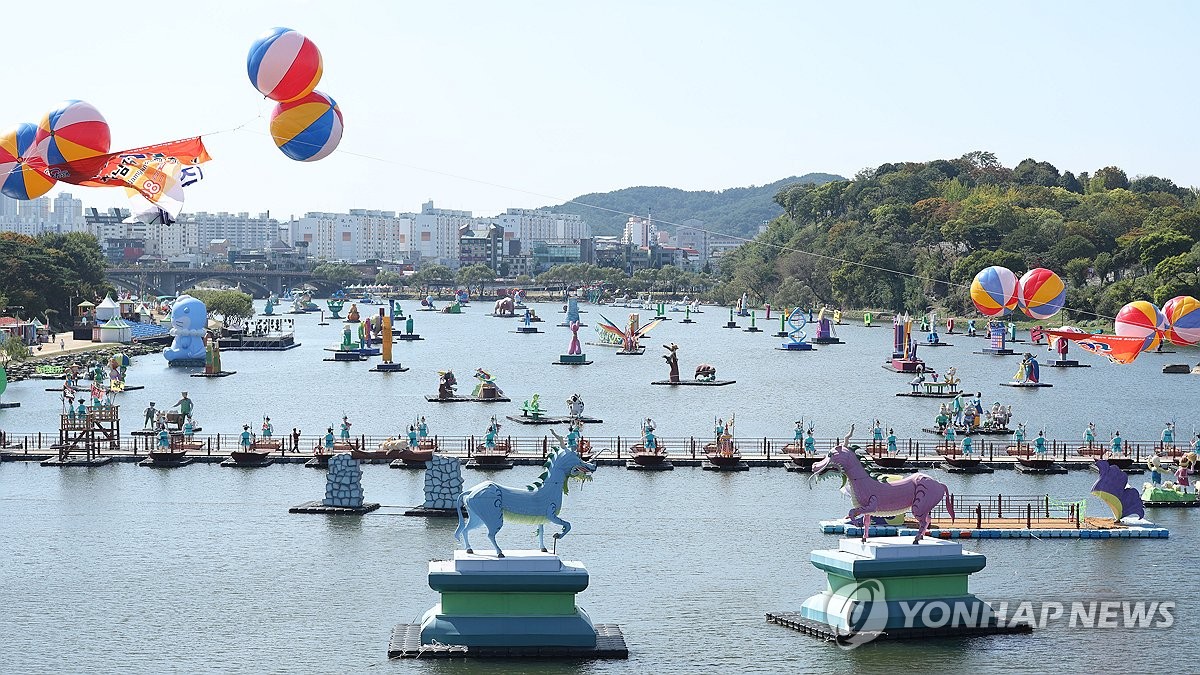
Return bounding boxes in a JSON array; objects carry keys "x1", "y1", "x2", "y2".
[{"x1": 3, "y1": 1, "x2": 1197, "y2": 218}]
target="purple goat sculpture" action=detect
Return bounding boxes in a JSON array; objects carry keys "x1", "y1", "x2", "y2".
[{"x1": 812, "y1": 426, "x2": 954, "y2": 542}]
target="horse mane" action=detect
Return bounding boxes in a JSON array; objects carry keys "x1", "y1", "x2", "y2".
[
  {"x1": 851, "y1": 446, "x2": 891, "y2": 482},
  {"x1": 525, "y1": 447, "x2": 563, "y2": 492}
]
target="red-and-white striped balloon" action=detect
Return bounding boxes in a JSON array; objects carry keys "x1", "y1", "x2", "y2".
[{"x1": 246, "y1": 27, "x2": 323, "y2": 102}]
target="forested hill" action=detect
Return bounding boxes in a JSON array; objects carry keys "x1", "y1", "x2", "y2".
[
  {"x1": 544, "y1": 173, "x2": 843, "y2": 238},
  {"x1": 718, "y1": 151, "x2": 1200, "y2": 320}
]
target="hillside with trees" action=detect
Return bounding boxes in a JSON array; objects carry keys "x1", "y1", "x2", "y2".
[
  {"x1": 545, "y1": 173, "x2": 844, "y2": 238},
  {"x1": 717, "y1": 152, "x2": 1200, "y2": 322}
]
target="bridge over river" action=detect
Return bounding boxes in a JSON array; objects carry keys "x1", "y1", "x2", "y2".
[{"x1": 106, "y1": 267, "x2": 339, "y2": 298}]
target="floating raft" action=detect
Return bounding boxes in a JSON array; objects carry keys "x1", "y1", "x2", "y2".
[
  {"x1": 776, "y1": 344, "x2": 816, "y2": 352},
  {"x1": 288, "y1": 500, "x2": 381, "y2": 514},
  {"x1": 818, "y1": 520, "x2": 1169, "y2": 539},
  {"x1": 425, "y1": 395, "x2": 512, "y2": 403},
  {"x1": 467, "y1": 458, "x2": 514, "y2": 470},
  {"x1": 45, "y1": 385, "x2": 144, "y2": 392},
  {"x1": 702, "y1": 460, "x2": 749, "y2": 471},
  {"x1": 765, "y1": 612, "x2": 1031, "y2": 642},
  {"x1": 920, "y1": 341, "x2": 952, "y2": 347},
  {"x1": 1015, "y1": 463, "x2": 1068, "y2": 474},
  {"x1": 881, "y1": 361, "x2": 925, "y2": 373},
  {"x1": 220, "y1": 457, "x2": 274, "y2": 468},
  {"x1": 190, "y1": 371, "x2": 237, "y2": 378},
  {"x1": 138, "y1": 457, "x2": 193, "y2": 468},
  {"x1": 626, "y1": 460, "x2": 674, "y2": 471},
  {"x1": 395, "y1": 334, "x2": 424, "y2": 341},
  {"x1": 370, "y1": 364, "x2": 410, "y2": 372},
  {"x1": 40, "y1": 456, "x2": 113, "y2": 467},
  {"x1": 401, "y1": 506, "x2": 461, "y2": 517},
  {"x1": 999, "y1": 382, "x2": 1053, "y2": 388},
  {"x1": 974, "y1": 349, "x2": 1016, "y2": 356},
  {"x1": 386, "y1": 623, "x2": 628, "y2": 660},
  {"x1": 922, "y1": 427, "x2": 1012, "y2": 436},
  {"x1": 0, "y1": 402, "x2": 21, "y2": 409},
  {"x1": 1163, "y1": 364, "x2": 1192, "y2": 374},
  {"x1": 651, "y1": 380, "x2": 735, "y2": 386},
  {"x1": 504, "y1": 415, "x2": 603, "y2": 426},
  {"x1": 941, "y1": 462, "x2": 995, "y2": 474},
  {"x1": 895, "y1": 390, "x2": 961, "y2": 399},
  {"x1": 1143, "y1": 500, "x2": 1200, "y2": 508},
  {"x1": 1046, "y1": 360, "x2": 1090, "y2": 368}
]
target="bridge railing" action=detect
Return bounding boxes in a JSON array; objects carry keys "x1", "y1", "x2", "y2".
[{"x1": 0, "y1": 431, "x2": 1177, "y2": 465}]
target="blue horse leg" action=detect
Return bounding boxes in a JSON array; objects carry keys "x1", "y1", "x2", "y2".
[
  {"x1": 537, "y1": 524, "x2": 547, "y2": 552},
  {"x1": 486, "y1": 517, "x2": 504, "y2": 558},
  {"x1": 547, "y1": 511, "x2": 572, "y2": 540},
  {"x1": 456, "y1": 508, "x2": 475, "y2": 554}
]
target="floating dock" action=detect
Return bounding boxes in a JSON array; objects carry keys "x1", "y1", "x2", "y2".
[
  {"x1": 387, "y1": 623, "x2": 628, "y2": 660},
  {"x1": 289, "y1": 500, "x2": 381, "y2": 514},
  {"x1": 818, "y1": 520, "x2": 1168, "y2": 539},
  {"x1": 425, "y1": 395, "x2": 512, "y2": 403},
  {"x1": 505, "y1": 415, "x2": 603, "y2": 426}
]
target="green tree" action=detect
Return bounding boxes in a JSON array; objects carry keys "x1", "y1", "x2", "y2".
[
  {"x1": 374, "y1": 270, "x2": 404, "y2": 287},
  {"x1": 183, "y1": 289, "x2": 254, "y2": 323},
  {"x1": 410, "y1": 264, "x2": 454, "y2": 295},
  {"x1": 312, "y1": 262, "x2": 363, "y2": 288},
  {"x1": 1058, "y1": 171, "x2": 1083, "y2": 194},
  {"x1": 1139, "y1": 230, "x2": 1194, "y2": 268},
  {"x1": 1092, "y1": 166, "x2": 1130, "y2": 191},
  {"x1": 1049, "y1": 234, "x2": 1097, "y2": 265},
  {"x1": 456, "y1": 263, "x2": 495, "y2": 297},
  {"x1": 1, "y1": 334, "x2": 32, "y2": 364}
]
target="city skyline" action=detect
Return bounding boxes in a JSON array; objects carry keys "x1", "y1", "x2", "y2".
[{"x1": 2, "y1": 2, "x2": 1198, "y2": 220}]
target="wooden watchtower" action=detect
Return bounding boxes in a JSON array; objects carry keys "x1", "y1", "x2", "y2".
[{"x1": 55, "y1": 405, "x2": 122, "y2": 461}]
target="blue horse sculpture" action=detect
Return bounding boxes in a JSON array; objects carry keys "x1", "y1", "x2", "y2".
[{"x1": 455, "y1": 443, "x2": 596, "y2": 557}]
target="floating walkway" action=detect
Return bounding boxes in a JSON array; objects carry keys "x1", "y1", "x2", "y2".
[{"x1": 818, "y1": 520, "x2": 1169, "y2": 539}]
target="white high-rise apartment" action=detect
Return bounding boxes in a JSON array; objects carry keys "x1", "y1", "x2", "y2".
[
  {"x1": 182, "y1": 212, "x2": 279, "y2": 252},
  {"x1": 292, "y1": 210, "x2": 416, "y2": 261},
  {"x1": 414, "y1": 201, "x2": 470, "y2": 265},
  {"x1": 51, "y1": 192, "x2": 84, "y2": 231},
  {"x1": 494, "y1": 208, "x2": 590, "y2": 245},
  {"x1": 622, "y1": 216, "x2": 657, "y2": 248}
]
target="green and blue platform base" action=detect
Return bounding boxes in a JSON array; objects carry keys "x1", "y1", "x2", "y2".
[
  {"x1": 770, "y1": 536, "x2": 1032, "y2": 642},
  {"x1": 395, "y1": 550, "x2": 627, "y2": 659}
]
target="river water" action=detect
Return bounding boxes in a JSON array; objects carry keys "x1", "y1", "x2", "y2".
[{"x1": 1, "y1": 300, "x2": 1198, "y2": 672}]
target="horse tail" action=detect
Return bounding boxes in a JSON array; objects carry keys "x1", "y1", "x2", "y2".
[
  {"x1": 945, "y1": 492, "x2": 955, "y2": 520},
  {"x1": 454, "y1": 491, "x2": 466, "y2": 542}
]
